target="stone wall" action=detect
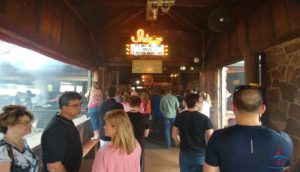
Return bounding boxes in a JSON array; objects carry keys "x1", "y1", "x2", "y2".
[{"x1": 264, "y1": 37, "x2": 300, "y2": 171}]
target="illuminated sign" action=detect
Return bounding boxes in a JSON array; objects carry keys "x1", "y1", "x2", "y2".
[
  {"x1": 129, "y1": 44, "x2": 166, "y2": 56},
  {"x1": 126, "y1": 29, "x2": 168, "y2": 56},
  {"x1": 131, "y1": 29, "x2": 163, "y2": 44},
  {"x1": 132, "y1": 60, "x2": 162, "y2": 73}
]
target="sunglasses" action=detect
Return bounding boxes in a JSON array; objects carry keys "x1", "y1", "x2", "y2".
[{"x1": 234, "y1": 83, "x2": 261, "y2": 94}]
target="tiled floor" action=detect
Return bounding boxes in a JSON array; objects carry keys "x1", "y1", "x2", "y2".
[{"x1": 145, "y1": 147, "x2": 180, "y2": 172}]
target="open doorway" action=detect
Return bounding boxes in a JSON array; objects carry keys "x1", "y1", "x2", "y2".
[
  {"x1": 221, "y1": 61, "x2": 245, "y2": 128},
  {"x1": 0, "y1": 40, "x2": 91, "y2": 144}
]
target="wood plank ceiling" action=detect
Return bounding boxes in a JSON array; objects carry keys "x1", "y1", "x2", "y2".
[{"x1": 67, "y1": 0, "x2": 260, "y2": 72}]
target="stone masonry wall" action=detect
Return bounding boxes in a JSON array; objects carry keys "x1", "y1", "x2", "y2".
[{"x1": 264, "y1": 37, "x2": 300, "y2": 171}]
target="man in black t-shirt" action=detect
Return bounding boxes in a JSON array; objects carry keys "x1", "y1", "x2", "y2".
[
  {"x1": 127, "y1": 96, "x2": 150, "y2": 172},
  {"x1": 98, "y1": 86, "x2": 124, "y2": 147},
  {"x1": 172, "y1": 93, "x2": 213, "y2": 172},
  {"x1": 41, "y1": 91, "x2": 83, "y2": 172},
  {"x1": 204, "y1": 84, "x2": 294, "y2": 172}
]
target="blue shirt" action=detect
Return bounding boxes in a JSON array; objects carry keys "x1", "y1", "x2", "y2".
[
  {"x1": 205, "y1": 125, "x2": 293, "y2": 172},
  {"x1": 152, "y1": 95, "x2": 164, "y2": 118}
]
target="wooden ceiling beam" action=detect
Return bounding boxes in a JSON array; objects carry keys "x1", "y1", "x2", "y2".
[
  {"x1": 115, "y1": 9, "x2": 146, "y2": 29},
  {"x1": 63, "y1": 0, "x2": 92, "y2": 32},
  {"x1": 63, "y1": 0, "x2": 101, "y2": 64},
  {"x1": 167, "y1": 13, "x2": 192, "y2": 31},
  {"x1": 96, "y1": 8, "x2": 145, "y2": 32},
  {"x1": 188, "y1": 7, "x2": 208, "y2": 20},
  {"x1": 174, "y1": 7, "x2": 208, "y2": 31},
  {"x1": 93, "y1": 0, "x2": 221, "y2": 7},
  {"x1": 168, "y1": 9, "x2": 203, "y2": 32},
  {"x1": 88, "y1": 6, "x2": 124, "y2": 24}
]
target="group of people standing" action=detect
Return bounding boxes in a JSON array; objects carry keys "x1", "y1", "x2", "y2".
[
  {"x1": 170, "y1": 85, "x2": 294, "y2": 172},
  {"x1": 0, "y1": 83, "x2": 295, "y2": 172},
  {"x1": 86, "y1": 83, "x2": 149, "y2": 171}
]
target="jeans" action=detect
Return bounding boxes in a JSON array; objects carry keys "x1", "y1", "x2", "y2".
[
  {"x1": 163, "y1": 117, "x2": 175, "y2": 148},
  {"x1": 179, "y1": 151, "x2": 204, "y2": 172},
  {"x1": 88, "y1": 106, "x2": 99, "y2": 131}
]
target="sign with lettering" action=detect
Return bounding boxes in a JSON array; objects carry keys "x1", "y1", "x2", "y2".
[
  {"x1": 126, "y1": 29, "x2": 168, "y2": 56},
  {"x1": 129, "y1": 44, "x2": 165, "y2": 56},
  {"x1": 132, "y1": 60, "x2": 162, "y2": 73}
]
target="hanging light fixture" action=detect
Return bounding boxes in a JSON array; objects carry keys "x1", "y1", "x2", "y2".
[{"x1": 146, "y1": 0, "x2": 175, "y2": 21}]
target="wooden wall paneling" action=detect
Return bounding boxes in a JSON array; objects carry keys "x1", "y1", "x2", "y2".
[
  {"x1": 98, "y1": 34, "x2": 121, "y2": 63},
  {"x1": 74, "y1": 23, "x2": 83, "y2": 56},
  {"x1": 61, "y1": 10, "x2": 77, "y2": 53},
  {"x1": 5, "y1": 0, "x2": 37, "y2": 31},
  {"x1": 73, "y1": 22, "x2": 91, "y2": 62},
  {"x1": 0, "y1": 1, "x2": 95, "y2": 69},
  {"x1": 192, "y1": 33, "x2": 203, "y2": 59},
  {"x1": 286, "y1": 0, "x2": 300, "y2": 31},
  {"x1": 272, "y1": 0, "x2": 290, "y2": 38},
  {"x1": 247, "y1": 16, "x2": 260, "y2": 51},
  {"x1": 75, "y1": 22, "x2": 90, "y2": 58},
  {"x1": 235, "y1": 21, "x2": 247, "y2": 55},
  {"x1": 258, "y1": 2, "x2": 274, "y2": 49},
  {"x1": 216, "y1": 33, "x2": 230, "y2": 65},
  {"x1": 205, "y1": 38, "x2": 217, "y2": 69},
  {"x1": 0, "y1": 0, "x2": 7, "y2": 13},
  {"x1": 39, "y1": 0, "x2": 63, "y2": 43},
  {"x1": 229, "y1": 27, "x2": 239, "y2": 57},
  {"x1": 248, "y1": 1, "x2": 273, "y2": 51}
]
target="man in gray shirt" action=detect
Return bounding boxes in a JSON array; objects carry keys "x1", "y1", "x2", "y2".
[{"x1": 160, "y1": 89, "x2": 179, "y2": 148}]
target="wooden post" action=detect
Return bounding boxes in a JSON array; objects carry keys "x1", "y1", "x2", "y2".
[
  {"x1": 244, "y1": 47, "x2": 259, "y2": 84},
  {"x1": 92, "y1": 70, "x2": 99, "y2": 82}
]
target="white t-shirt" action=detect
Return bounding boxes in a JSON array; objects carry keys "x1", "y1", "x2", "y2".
[{"x1": 200, "y1": 101, "x2": 210, "y2": 117}]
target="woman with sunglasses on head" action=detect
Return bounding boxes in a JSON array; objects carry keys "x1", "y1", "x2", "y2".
[
  {"x1": 92, "y1": 110, "x2": 141, "y2": 172},
  {"x1": 0, "y1": 105, "x2": 38, "y2": 172}
]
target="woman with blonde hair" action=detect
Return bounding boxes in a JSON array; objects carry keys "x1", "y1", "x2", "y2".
[
  {"x1": 92, "y1": 110, "x2": 141, "y2": 172},
  {"x1": 199, "y1": 92, "x2": 212, "y2": 117},
  {"x1": 0, "y1": 105, "x2": 38, "y2": 172},
  {"x1": 140, "y1": 91, "x2": 151, "y2": 115},
  {"x1": 86, "y1": 81, "x2": 103, "y2": 140}
]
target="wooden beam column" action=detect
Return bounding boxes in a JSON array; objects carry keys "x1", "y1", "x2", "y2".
[
  {"x1": 92, "y1": 70, "x2": 99, "y2": 82},
  {"x1": 95, "y1": 67, "x2": 106, "y2": 91},
  {"x1": 116, "y1": 71, "x2": 119, "y2": 89},
  {"x1": 244, "y1": 47, "x2": 259, "y2": 84}
]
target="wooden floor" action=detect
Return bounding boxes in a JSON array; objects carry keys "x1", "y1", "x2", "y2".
[{"x1": 145, "y1": 147, "x2": 180, "y2": 172}]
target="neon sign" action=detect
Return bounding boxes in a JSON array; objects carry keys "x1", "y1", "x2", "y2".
[
  {"x1": 131, "y1": 29, "x2": 163, "y2": 45},
  {"x1": 126, "y1": 29, "x2": 168, "y2": 56}
]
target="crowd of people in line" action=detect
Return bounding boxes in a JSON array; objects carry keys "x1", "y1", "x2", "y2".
[{"x1": 0, "y1": 83, "x2": 295, "y2": 172}]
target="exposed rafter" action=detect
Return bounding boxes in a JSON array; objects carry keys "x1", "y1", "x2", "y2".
[
  {"x1": 115, "y1": 9, "x2": 146, "y2": 29},
  {"x1": 63, "y1": 0, "x2": 92, "y2": 33},
  {"x1": 92, "y1": 0, "x2": 221, "y2": 7},
  {"x1": 62, "y1": 0, "x2": 101, "y2": 65},
  {"x1": 96, "y1": 8, "x2": 145, "y2": 32},
  {"x1": 168, "y1": 9, "x2": 203, "y2": 32}
]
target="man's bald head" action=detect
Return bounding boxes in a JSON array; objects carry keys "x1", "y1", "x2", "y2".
[{"x1": 233, "y1": 88, "x2": 263, "y2": 113}]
